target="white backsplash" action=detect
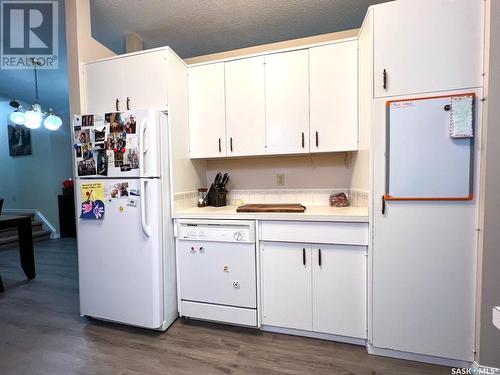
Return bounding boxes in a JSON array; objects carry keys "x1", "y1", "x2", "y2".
[{"x1": 173, "y1": 188, "x2": 368, "y2": 211}]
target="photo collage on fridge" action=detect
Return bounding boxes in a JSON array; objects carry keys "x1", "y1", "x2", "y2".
[{"x1": 73, "y1": 111, "x2": 140, "y2": 177}]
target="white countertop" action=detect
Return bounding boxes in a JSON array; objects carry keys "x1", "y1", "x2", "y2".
[{"x1": 173, "y1": 205, "x2": 369, "y2": 223}]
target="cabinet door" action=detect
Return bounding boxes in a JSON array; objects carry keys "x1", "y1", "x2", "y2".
[
  {"x1": 310, "y1": 41, "x2": 358, "y2": 152},
  {"x1": 84, "y1": 59, "x2": 124, "y2": 114},
  {"x1": 122, "y1": 50, "x2": 169, "y2": 110},
  {"x1": 312, "y1": 245, "x2": 366, "y2": 338},
  {"x1": 188, "y1": 63, "x2": 226, "y2": 158},
  {"x1": 265, "y1": 50, "x2": 309, "y2": 155},
  {"x1": 373, "y1": 0, "x2": 484, "y2": 98},
  {"x1": 225, "y1": 56, "x2": 266, "y2": 156},
  {"x1": 261, "y1": 242, "x2": 312, "y2": 330}
]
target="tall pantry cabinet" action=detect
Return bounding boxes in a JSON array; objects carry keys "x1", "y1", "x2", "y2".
[{"x1": 361, "y1": 0, "x2": 484, "y2": 362}]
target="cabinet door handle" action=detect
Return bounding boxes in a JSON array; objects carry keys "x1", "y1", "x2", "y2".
[
  {"x1": 126, "y1": 96, "x2": 130, "y2": 110},
  {"x1": 115, "y1": 98, "x2": 119, "y2": 111},
  {"x1": 302, "y1": 248, "x2": 306, "y2": 266},
  {"x1": 218, "y1": 138, "x2": 221, "y2": 153},
  {"x1": 301, "y1": 132, "x2": 305, "y2": 148},
  {"x1": 383, "y1": 69, "x2": 387, "y2": 90},
  {"x1": 230, "y1": 137, "x2": 233, "y2": 152},
  {"x1": 315, "y1": 131, "x2": 319, "y2": 147},
  {"x1": 318, "y1": 249, "x2": 322, "y2": 267}
]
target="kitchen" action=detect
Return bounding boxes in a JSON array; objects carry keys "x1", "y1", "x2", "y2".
[{"x1": 38, "y1": 0, "x2": 500, "y2": 373}]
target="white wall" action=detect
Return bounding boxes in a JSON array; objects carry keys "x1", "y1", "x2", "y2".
[
  {"x1": 0, "y1": 99, "x2": 72, "y2": 230},
  {"x1": 206, "y1": 153, "x2": 354, "y2": 190}
]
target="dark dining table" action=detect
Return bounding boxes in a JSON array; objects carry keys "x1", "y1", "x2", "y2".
[{"x1": 0, "y1": 215, "x2": 36, "y2": 292}]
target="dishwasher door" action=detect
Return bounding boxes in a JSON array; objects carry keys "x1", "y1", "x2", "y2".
[{"x1": 177, "y1": 240, "x2": 257, "y2": 309}]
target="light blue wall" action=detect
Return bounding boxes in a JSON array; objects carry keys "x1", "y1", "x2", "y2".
[{"x1": 0, "y1": 98, "x2": 72, "y2": 232}]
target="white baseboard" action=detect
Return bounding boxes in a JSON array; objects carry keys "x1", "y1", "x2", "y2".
[
  {"x1": 261, "y1": 325, "x2": 366, "y2": 346},
  {"x1": 2, "y1": 208, "x2": 59, "y2": 239},
  {"x1": 367, "y1": 344, "x2": 472, "y2": 368},
  {"x1": 472, "y1": 362, "x2": 500, "y2": 375}
]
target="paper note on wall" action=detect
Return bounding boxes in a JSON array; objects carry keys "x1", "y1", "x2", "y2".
[
  {"x1": 80, "y1": 182, "x2": 105, "y2": 220},
  {"x1": 449, "y1": 96, "x2": 473, "y2": 138}
]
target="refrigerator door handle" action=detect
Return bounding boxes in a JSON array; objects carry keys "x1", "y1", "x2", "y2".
[
  {"x1": 140, "y1": 179, "x2": 152, "y2": 238},
  {"x1": 139, "y1": 117, "x2": 148, "y2": 176}
]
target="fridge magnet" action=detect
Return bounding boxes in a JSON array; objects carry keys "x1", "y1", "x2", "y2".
[
  {"x1": 75, "y1": 129, "x2": 90, "y2": 144},
  {"x1": 126, "y1": 148, "x2": 139, "y2": 169},
  {"x1": 92, "y1": 143, "x2": 105, "y2": 151},
  {"x1": 106, "y1": 135, "x2": 115, "y2": 150},
  {"x1": 80, "y1": 182, "x2": 105, "y2": 220},
  {"x1": 82, "y1": 143, "x2": 93, "y2": 160},
  {"x1": 93, "y1": 127, "x2": 106, "y2": 142},
  {"x1": 93, "y1": 114, "x2": 105, "y2": 125},
  {"x1": 73, "y1": 116, "x2": 81, "y2": 128},
  {"x1": 120, "y1": 164, "x2": 132, "y2": 172},
  {"x1": 127, "y1": 199, "x2": 137, "y2": 207},
  {"x1": 129, "y1": 188, "x2": 140, "y2": 197},
  {"x1": 110, "y1": 182, "x2": 129, "y2": 199},
  {"x1": 114, "y1": 152, "x2": 124, "y2": 168},
  {"x1": 124, "y1": 113, "x2": 137, "y2": 134},
  {"x1": 106, "y1": 112, "x2": 125, "y2": 133},
  {"x1": 75, "y1": 145, "x2": 82, "y2": 158},
  {"x1": 8, "y1": 124, "x2": 32, "y2": 157},
  {"x1": 74, "y1": 125, "x2": 81, "y2": 131},
  {"x1": 81, "y1": 115, "x2": 94, "y2": 127},
  {"x1": 77, "y1": 159, "x2": 96, "y2": 176},
  {"x1": 96, "y1": 150, "x2": 108, "y2": 176}
]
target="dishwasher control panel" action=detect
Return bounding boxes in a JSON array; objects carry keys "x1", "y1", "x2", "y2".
[{"x1": 176, "y1": 220, "x2": 255, "y2": 243}]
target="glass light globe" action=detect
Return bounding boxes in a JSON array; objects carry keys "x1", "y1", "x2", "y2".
[
  {"x1": 24, "y1": 110, "x2": 43, "y2": 129},
  {"x1": 44, "y1": 114, "x2": 63, "y2": 131},
  {"x1": 10, "y1": 110, "x2": 26, "y2": 125}
]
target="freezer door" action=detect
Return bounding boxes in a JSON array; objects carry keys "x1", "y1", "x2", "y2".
[
  {"x1": 72, "y1": 108, "x2": 162, "y2": 178},
  {"x1": 76, "y1": 178, "x2": 165, "y2": 328}
]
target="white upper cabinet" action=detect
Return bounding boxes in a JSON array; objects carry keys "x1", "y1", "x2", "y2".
[
  {"x1": 84, "y1": 59, "x2": 124, "y2": 114},
  {"x1": 264, "y1": 50, "x2": 310, "y2": 155},
  {"x1": 121, "y1": 50, "x2": 168, "y2": 110},
  {"x1": 225, "y1": 56, "x2": 266, "y2": 157},
  {"x1": 312, "y1": 245, "x2": 366, "y2": 338},
  {"x1": 373, "y1": 0, "x2": 484, "y2": 98},
  {"x1": 83, "y1": 50, "x2": 170, "y2": 114},
  {"x1": 188, "y1": 63, "x2": 226, "y2": 158},
  {"x1": 310, "y1": 41, "x2": 358, "y2": 152}
]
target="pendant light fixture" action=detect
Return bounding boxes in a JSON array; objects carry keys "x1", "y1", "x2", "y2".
[{"x1": 9, "y1": 58, "x2": 63, "y2": 131}]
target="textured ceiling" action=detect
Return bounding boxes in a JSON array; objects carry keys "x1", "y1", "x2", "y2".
[{"x1": 90, "y1": 0, "x2": 390, "y2": 58}]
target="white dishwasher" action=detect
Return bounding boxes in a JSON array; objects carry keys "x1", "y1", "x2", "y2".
[{"x1": 175, "y1": 219, "x2": 257, "y2": 327}]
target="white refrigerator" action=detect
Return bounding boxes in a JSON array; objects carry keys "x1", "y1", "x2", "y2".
[{"x1": 72, "y1": 108, "x2": 177, "y2": 330}]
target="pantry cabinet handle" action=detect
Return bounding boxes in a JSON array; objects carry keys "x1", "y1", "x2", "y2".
[
  {"x1": 383, "y1": 69, "x2": 387, "y2": 90},
  {"x1": 315, "y1": 131, "x2": 319, "y2": 147},
  {"x1": 318, "y1": 249, "x2": 322, "y2": 267},
  {"x1": 301, "y1": 132, "x2": 305, "y2": 148},
  {"x1": 302, "y1": 248, "x2": 306, "y2": 266},
  {"x1": 126, "y1": 96, "x2": 130, "y2": 110},
  {"x1": 218, "y1": 138, "x2": 221, "y2": 153},
  {"x1": 115, "y1": 98, "x2": 119, "y2": 111},
  {"x1": 230, "y1": 137, "x2": 233, "y2": 152}
]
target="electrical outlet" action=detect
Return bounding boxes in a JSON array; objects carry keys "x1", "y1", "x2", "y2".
[{"x1": 276, "y1": 174, "x2": 285, "y2": 186}]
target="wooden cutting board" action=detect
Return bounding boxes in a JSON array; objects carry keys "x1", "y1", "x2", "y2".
[{"x1": 236, "y1": 203, "x2": 306, "y2": 213}]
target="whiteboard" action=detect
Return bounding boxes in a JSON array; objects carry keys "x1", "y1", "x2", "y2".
[{"x1": 386, "y1": 94, "x2": 474, "y2": 200}]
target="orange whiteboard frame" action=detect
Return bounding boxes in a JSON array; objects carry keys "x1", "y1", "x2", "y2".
[{"x1": 385, "y1": 92, "x2": 475, "y2": 202}]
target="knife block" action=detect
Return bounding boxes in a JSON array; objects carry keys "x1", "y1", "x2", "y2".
[{"x1": 206, "y1": 184, "x2": 227, "y2": 207}]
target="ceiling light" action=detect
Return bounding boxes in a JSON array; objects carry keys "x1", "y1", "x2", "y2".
[
  {"x1": 25, "y1": 109, "x2": 43, "y2": 129},
  {"x1": 9, "y1": 108, "x2": 26, "y2": 125},
  {"x1": 44, "y1": 112, "x2": 63, "y2": 131},
  {"x1": 9, "y1": 59, "x2": 63, "y2": 131}
]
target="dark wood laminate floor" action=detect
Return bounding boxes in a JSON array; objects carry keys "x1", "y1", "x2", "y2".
[{"x1": 0, "y1": 239, "x2": 451, "y2": 375}]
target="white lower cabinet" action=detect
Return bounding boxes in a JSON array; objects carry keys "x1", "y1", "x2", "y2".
[
  {"x1": 261, "y1": 243, "x2": 312, "y2": 331},
  {"x1": 261, "y1": 241, "x2": 367, "y2": 339},
  {"x1": 312, "y1": 245, "x2": 366, "y2": 338}
]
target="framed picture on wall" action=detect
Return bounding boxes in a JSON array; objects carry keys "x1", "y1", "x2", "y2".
[{"x1": 8, "y1": 124, "x2": 32, "y2": 157}]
